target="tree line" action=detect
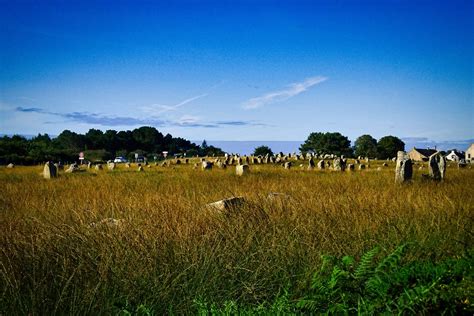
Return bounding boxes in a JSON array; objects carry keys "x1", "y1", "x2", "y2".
[
  {"x1": 299, "y1": 132, "x2": 405, "y2": 159},
  {"x1": 0, "y1": 126, "x2": 224, "y2": 165},
  {"x1": 252, "y1": 133, "x2": 405, "y2": 159}
]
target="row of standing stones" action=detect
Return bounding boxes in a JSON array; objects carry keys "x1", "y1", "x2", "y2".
[
  {"x1": 38, "y1": 151, "x2": 458, "y2": 181},
  {"x1": 38, "y1": 152, "x2": 458, "y2": 217},
  {"x1": 395, "y1": 151, "x2": 446, "y2": 183}
]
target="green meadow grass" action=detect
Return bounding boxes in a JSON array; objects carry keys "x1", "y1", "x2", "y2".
[{"x1": 1, "y1": 160, "x2": 473, "y2": 314}]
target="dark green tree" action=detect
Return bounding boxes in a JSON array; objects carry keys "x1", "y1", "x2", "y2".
[
  {"x1": 300, "y1": 132, "x2": 353, "y2": 156},
  {"x1": 354, "y1": 134, "x2": 378, "y2": 158},
  {"x1": 116, "y1": 130, "x2": 136, "y2": 152},
  {"x1": 28, "y1": 134, "x2": 54, "y2": 162},
  {"x1": 132, "y1": 126, "x2": 164, "y2": 153},
  {"x1": 85, "y1": 129, "x2": 105, "y2": 149},
  {"x1": 377, "y1": 136, "x2": 405, "y2": 159},
  {"x1": 103, "y1": 130, "x2": 118, "y2": 154},
  {"x1": 54, "y1": 130, "x2": 86, "y2": 152},
  {"x1": 0, "y1": 135, "x2": 29, "y2": 164},
  {"x1": 253, "y1": 145, "x2": 273, "y2": 156}
]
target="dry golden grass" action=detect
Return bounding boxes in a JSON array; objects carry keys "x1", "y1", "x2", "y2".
[{"x1": 1, "y1": 160, "x2": 473, "y2": 314}]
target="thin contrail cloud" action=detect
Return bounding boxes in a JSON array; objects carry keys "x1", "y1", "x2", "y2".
[{"x1": 242, "y1": 76, "x2": 327, "y2": 109}]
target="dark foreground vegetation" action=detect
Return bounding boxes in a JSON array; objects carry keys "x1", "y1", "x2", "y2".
[{"x1": 1, "y1": 161, "x2": 472, "y2": 314}]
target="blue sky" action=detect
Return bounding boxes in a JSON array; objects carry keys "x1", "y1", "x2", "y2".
[{"x1": 0, "y1": 0, "x2": 472, "y2": 144}]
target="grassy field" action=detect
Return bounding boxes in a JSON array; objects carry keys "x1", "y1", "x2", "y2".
[{"x1": 1, "y1": 159, "x2": 473, "y2": 314}]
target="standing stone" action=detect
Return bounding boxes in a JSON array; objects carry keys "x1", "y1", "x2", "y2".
[
  {"x1": 206, "y1": 197, "x2": 245, "y2": 212},
  {"x1": 6, "y1": 163, "x2": 14, "y2": 168},
  {"x1": 317, "y1": 160, "x2": 325, "y2": 170},
  {"x1": 87, "y1": 162, "x2": 92, "y2": 169},
  {"x1": 395, "y1": 151, "x2": 413, "y2": 183},
  {"x1": 283, "y1": 162, "x2": 292, "y2": 169},
  {"x1": 307, "y1": 158, "x2": 315, "y2": 170},
  {"x1": 236, "y1": 164, "x2": 250, "y2": 176},
  {"x1": 65, "y1": 163, "x2": 79, "y2": 173},
  {"x1": 138, "y1": 165, "x2": 144, "y2": 172},
  {"x1": 428, "y1": 152, "x2": 446, "y2": 181},
  {"x1": 95, "y1": 164, "x2": 103, "y2": 170},
  {"x1": 382, "y1": 163, "x2": 388, "y2": 167},
  {"x1": 347, "y1": 164, "x2": 355, "y2": 171},
  {"x1": 359, "y1": 164, "x2": 366, "y2": 170},
  {"x1": 125, "y1": 163, "x2": 131, "y2": 168},
  {"x1": 43, "y1": 161, "x2": 58, "y2": 179},
  {"x1": 333, "y1": 158, "x2": 345, "y2": 171},
  {"x1": 202, "y1": 161, "x2": 213, "y2": 170},
  {"x1": 108, "y1": 162, "x2": 115, "y2": 171}
]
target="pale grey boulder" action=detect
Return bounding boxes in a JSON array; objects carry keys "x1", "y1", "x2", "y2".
[
  {"x1": 236, "y1": 164, "x2": 249, "y2": 176},
  {"x1": 428, "y1": 152, "x2": 446, "y2": 181},
  {"x1": 43, "y1": 161, "x2": 58, "y2": 179},
  {"x1": 395, "y1": 151, "x2": 413, "y2": 183}
]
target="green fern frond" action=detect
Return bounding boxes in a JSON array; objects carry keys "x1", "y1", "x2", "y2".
[
  {"x1": 354, "y1": 246, "x2": 380, "y2": 280},
  {"x1": 296, "y1": 299, "x2": 318, "y2": 311},
  {"x1": 375, "y1": 244, "x2": 406, "y2": 275},
  {"x1": 328, "y1": 265, "x2": 346, "y2": 289}
]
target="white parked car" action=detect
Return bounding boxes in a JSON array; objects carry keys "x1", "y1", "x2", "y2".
[{"x1": 113, "y1": 157, "x2": 128, "y2": 163}]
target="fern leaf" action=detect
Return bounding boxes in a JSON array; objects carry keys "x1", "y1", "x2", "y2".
[
  {"x1": 375, "y1": 244, "x2": 406, "y2": 276},
  {"x1": 354, "y1": 246, "x2": 380, "y2": 280}
]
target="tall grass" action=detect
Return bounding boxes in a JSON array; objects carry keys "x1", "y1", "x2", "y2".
[{"x1": 1, "y1": 160, "x2": 473, "y2": 314}]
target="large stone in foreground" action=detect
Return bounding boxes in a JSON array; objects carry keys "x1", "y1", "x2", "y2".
[
  {"x1": 428, "y1": 152, "x2": 446, "y2": 181},
  {"x1": 6, "y1": 163, "x2": 14, "y2": 168},
  {"x1": 43, "y1": 161, "x2": 58, "y2": 179},
  {"x1": 206, "y1": 197, "x2": 245, "y2": 212},
  {"x1": 236, "y1": 164, "x2": 249, "y2": 176},
  {"x1": 395, "y1": 151, "x2": 413, "y2": 183}
]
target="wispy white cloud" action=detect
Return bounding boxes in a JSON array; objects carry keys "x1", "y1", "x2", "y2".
[
  {"x1": 242, "y1": 76, "x2": 327, "y2": 109},
  {"x1": 140, "y1": 93, "x2": 208, "y2": 116},
  {"x1": 177, "y1": 114, "x2": 201, "y2": 125}
]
